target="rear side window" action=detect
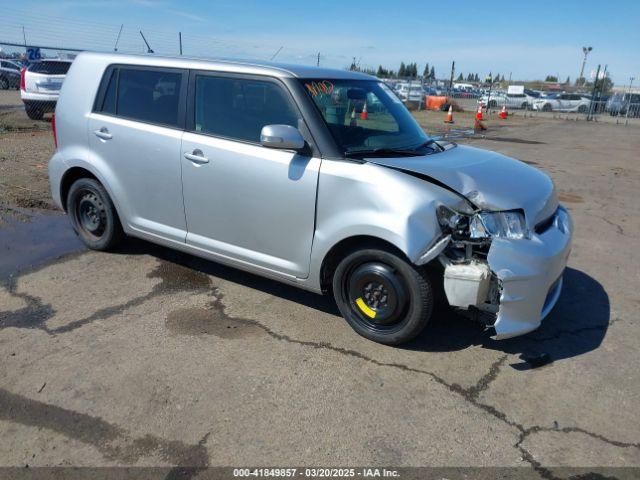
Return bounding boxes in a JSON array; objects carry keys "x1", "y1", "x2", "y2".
[
  {"x1": 194, "y1": 75, "x2": 299, "y2": 143},
  {"x1": 28, "y1": 61, "x2": 71, "y2": 75},
  {"x1": 100, "y1": 69, "x2": 117, "y2": 115},
  {"x1": 116, "y1": 68, "x2": 182, "y2": 127}
]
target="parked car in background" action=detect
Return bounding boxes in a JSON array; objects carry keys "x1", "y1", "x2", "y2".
[
  {"x1": 481, "y1": 90, "x2": 535, "y2": 109},
  {"x1": 0, "y1": 59, "x2": 22, "y2": 89},
  {"x1": 606, "y1": 93, "x2": 640, "y2": 117},
  {"x1": 532, "y1": 93, "x2": 591, "y2": 112},
  {"x1": 20, "y1": 58, "x2": 73, "y2": 119},
  {"x1": 397, "y1": 83, "x2": 423, "y2": 102},
  {"x1": 49, "y1": 51, "x2": 572, "y2": 345}
]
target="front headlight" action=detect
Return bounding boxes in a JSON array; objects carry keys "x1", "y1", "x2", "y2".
[{"x1": 470, "y1": 211, "x2": 528, "y2": 240}]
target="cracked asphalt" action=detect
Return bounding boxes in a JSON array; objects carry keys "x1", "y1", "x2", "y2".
[{"x1": 1, "y1": 111, "x2": 639, "y2": 476}]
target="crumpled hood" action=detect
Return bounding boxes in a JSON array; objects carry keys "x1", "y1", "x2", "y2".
[{"x1": 367, "y1": 144, "x2": 558, "y2": 229}]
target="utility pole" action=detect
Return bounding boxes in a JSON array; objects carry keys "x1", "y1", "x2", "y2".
[
  {"x1": 114, "y1": 24, "x2": 123, "y2": 52},
  {"x1": 179, "y1": 32, "x2": 183, "y2": 55},
  {"x1": 448, "y1": 60, "x2": 455, "y2": 97},
  {"x1": 579, "y1": 46, "x2": 592, "y2": 84},
  {"x1": 625, "y1": 76, "x2": 634, "y2": 126},
  {"x1": 317, "y1": 52, "x2": 320, "y2": 67},
  {"x1": 587, "y1": 63, "x2": 600, "y2": 120},
  {"x1": 22, "y1": 26, "x2": 27, "y2": 46}
]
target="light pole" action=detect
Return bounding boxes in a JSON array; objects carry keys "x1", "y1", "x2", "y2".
[{"x1": 579, "y1": 46, "x2": 592, "y2": 84}]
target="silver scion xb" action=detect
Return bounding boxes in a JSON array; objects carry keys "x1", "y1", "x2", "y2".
[{"x1": 49, "y1": 52, "x2": 572, "y2": 345}]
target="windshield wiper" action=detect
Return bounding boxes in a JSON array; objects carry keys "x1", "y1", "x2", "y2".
[{"x1": 345, "y1": 140, "x2": 440, "y2": 159}]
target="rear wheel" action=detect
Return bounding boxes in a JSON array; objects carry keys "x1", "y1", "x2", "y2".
[
  {"x1": 67, "y1": 178, "x2": 123, "y2": 250},
  {"x1": 25, "y1": 104, "x2": 44, "y2": 120},
  {"x1": 332, "y1": 248, "x2": 433, "y2": 345},
  {"x1": 577, "y1": 105, "x2": 588, "y2": 113},
  {"x1": 0, "y1": 77, "x2": 8, "y2": 90},
  {"x1": 542, "y1": 103, "x2": 552, "y2": 112},
  {"x1": 488, "y1": 100, "x2": 497, "y2": 108}
]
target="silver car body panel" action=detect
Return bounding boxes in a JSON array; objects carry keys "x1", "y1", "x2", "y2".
[{"x1": 50, "y1": 51, "x2": 573, "y2": 339}]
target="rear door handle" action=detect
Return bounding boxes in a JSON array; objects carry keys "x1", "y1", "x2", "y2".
[
  {"x1": 184, "y1": 149, "x2": 209, "y2": 164},
  {"x1": 94, "y1": 128, "x2": 112, "y2": 140}
]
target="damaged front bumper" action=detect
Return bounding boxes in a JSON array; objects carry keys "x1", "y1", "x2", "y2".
[
  {"x1": 488, "y1": 207, "x2": 572, "y2": 339},
  {"x1": 439, "y1": 207, "x2": 572, "y2": 339}
]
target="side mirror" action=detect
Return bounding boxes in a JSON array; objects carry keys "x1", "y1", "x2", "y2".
[{"x1": 260, "y1": 124, "x2": 305, "y2": 151}]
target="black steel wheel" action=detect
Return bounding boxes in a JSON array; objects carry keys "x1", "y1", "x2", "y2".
[
  {"x1": 67, "y1": 178, "x2": 123, "y2": 250},
  {"x1": 332, "y1": 247, "x2": 433, "y2": 345}
]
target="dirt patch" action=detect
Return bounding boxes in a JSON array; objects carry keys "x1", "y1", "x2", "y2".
[
  {"x1": 558, "y1": 192, "x2": 584, "y2": 203},
  {"x1": 166, "y1": 305, "x2": 263, "y2": 339}
]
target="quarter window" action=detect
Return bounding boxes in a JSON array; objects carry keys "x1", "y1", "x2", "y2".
[
  {"x1": 100, "y1": 69, "x2": 117, "y2": 115},
  {"x1": 194, "y1": 76, "x2": 299, "y2": 143}
]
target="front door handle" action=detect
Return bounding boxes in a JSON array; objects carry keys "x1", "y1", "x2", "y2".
[
  {"x1": 184, "y1": 149, "x2": 209, "y2": 164},
  {"x1": 94, "y1": 128, "x2": 112, "y2": 140}
]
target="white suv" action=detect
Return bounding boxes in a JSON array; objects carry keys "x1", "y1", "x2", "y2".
[{"x1": 20, "y1": 59, "x2": 72, "y2": 119}]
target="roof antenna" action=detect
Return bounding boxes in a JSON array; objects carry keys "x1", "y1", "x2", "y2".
[
  {"x1": 139, "y1": 30, "x2": 154, "y2": 53},
  {"x1": 270, "y1": 46, "x2": 283, "y2": 61},
  {"x1": 114, "y1": 24, "x2": 123, "y2": 52}
]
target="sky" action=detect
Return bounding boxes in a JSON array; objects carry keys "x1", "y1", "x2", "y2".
[{"x1": 2, "y1": 0, "x2": 639, "y2": 85}]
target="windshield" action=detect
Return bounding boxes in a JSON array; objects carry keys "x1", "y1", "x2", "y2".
[{"x1": 301, "y1": 79, "x2": 430, "y2": 156}]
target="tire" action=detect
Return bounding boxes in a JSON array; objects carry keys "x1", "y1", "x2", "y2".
[
  {"x1": 577, "y1": 105, "x2": 588, "y2": 113},
  {"x1": 542, "y1": 103, "x2": 552, "y2": 112},
  {"x1": 0, "y1": 77, "x2": 8, "y2": 90},
  {"x1": 521, "y1": 102, "x2": 528, "y2": 109},
  {"x1": 332, "y1": 247, "x2": 433, "y2": 345},
  {"x1": 25, "y1": 104, "x2": 44, "y2": 120},
  {"x1": 488, "y1": 100, "x2": 497, "y2": 108},
  {"x1": 66, "y1": 178, "x2": 124, "y2": 250}
]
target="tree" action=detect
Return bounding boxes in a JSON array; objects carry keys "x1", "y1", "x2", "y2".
[
  {"x1": 456, "y1": 73, "x2": 464, "y2": 81},
  {"x1": 429, "y1": 66, "x2": 435, "y2": 80},
  {"x1": 422, "y1": 62, "x2": 430, "y2": 78},
  {"x1": 398, "y1": 62, "x2": 406, "y2": 77},
  {"x1": 595, "y1": 75, "x2": 614, "y2": 94},
  {"x1": 545, "y1": 75, "x2": 559, "y2": 82},
  {"x1": 565, "y1": 76, "x2": 571, "y2": 84}
]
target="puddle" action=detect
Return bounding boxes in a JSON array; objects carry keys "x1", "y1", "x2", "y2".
[
  {"x1": 558, "y1": 193, "x2": 584, "y2": 204},
  {"x1": 166, "y1": 305, "x2": 263, "y2": 339},
  {"x1": 0, "y1": 209, "x2": 85, "y2": 279}
]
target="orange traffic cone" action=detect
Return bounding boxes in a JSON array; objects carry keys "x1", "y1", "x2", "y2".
[
  {"x1": 360, "y1": 101, "x2": 368, "y2": 120},
  {"x1": 350, "y1": 107, "x2": 357, "y2": 126},
  {"x1": 475, "y1": 103, "x2": 484, "y2": 121},
  {"x1": 499, "y1": 105, "x2": 507, "y2": 120},
  {"x1": 444, "y1": 105, "x2": 454, "y2": 123}
]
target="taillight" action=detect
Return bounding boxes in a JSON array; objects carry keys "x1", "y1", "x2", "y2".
[
  {"x1": 20, "y1": 67, "x2": 26, "y2": 91},
  {"x1": 51, "y1": 113, "x2": 58, "y2": 149}
]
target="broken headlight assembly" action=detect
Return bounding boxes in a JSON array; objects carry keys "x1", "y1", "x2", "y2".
[{"x1": 438, "y1": 206, "x2": 529, "y2": 240}]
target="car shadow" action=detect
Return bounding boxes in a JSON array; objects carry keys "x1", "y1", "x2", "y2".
[
  {"x1": 404, "y1": 267, "x2": 610, "y2": 368},
  {"x1": 113, "y1": 240, "x2": 609, "y2": 367}
]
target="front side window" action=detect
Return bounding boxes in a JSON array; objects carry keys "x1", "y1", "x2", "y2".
[
  {"x1": 194, "y1": 75, "x2": 300, "y2": 143},
  {"x1": 116, "y1": 68, "x2": 182, "y2": 127},
  {"x1": 301, "y1": 79, "x2": 430, "y2": 156}
]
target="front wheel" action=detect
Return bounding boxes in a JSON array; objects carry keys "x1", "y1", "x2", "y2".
[
  {"x1": 577, "y1": 105, "x2": 588, "y2": 113},
  {"x1": 67, "y1": 178, "x2": 124, "y2": 250},
  {"x1": 542, "y1": 103, "x2": 552, "y2": 112},
  {"x1": 332, "y1": 248, "x2": 433, "y2": 345}
]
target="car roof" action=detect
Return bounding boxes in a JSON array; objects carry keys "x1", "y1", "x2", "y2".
[{"x1": 75, "y1": 51, "x2": 375, "y2": 80}]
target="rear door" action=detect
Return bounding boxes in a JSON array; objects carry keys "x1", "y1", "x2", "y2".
[
  {"x1": 88, "y1": 65, "x2": 188, "y2": 242},
  {"x1": 180, "y1": 72, "x2": 320, "y2": 277}
]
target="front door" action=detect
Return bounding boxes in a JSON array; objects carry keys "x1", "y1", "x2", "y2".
[{"x1": 181, "y1": 72, "x2": 320, "y2": 278}]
